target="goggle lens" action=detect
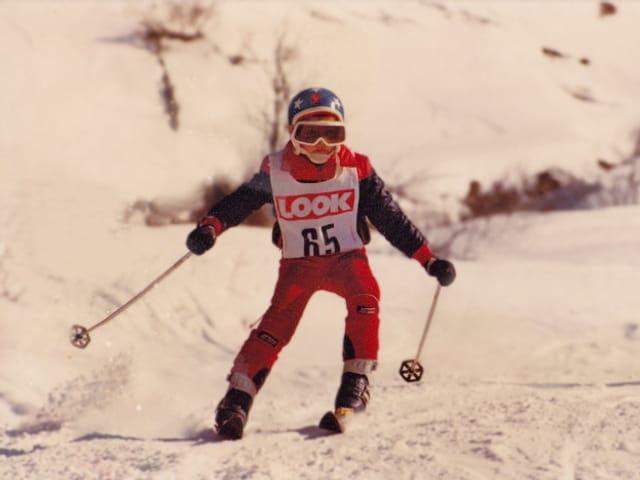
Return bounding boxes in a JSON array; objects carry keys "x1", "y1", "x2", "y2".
[{"x1": 293, "y1": 122, "x2": 346, "y2": 146}]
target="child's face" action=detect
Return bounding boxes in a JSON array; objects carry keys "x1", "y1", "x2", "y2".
[{"x1": 289, "y1": 113, "x2": 344, "y2": 160}]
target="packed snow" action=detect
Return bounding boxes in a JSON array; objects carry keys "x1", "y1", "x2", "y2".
[{"x1": 1, "y1": 1, "x2": 640, "y2": 479}]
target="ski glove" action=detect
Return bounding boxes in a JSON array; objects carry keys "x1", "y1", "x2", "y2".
[
  {"x1": 186, "y1": 224, "x2": 216, "y2": 255},
  {"x1": 425, "y1": 258, "x2": 456, "y2": 286}
]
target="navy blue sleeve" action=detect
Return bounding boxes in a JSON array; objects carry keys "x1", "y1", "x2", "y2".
[
  {"x1": 207, "y1": 171, "x2": 273, "y2": 231},
  {"x1": 358, "y1": 169, "x2": 427, "y2": 258}
]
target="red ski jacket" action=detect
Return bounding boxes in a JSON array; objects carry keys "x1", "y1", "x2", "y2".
[{"x1": 207, "y1": 142, "x2": 432, "y2": 263}]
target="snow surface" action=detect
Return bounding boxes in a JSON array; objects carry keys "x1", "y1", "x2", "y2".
[{"x1": 2, "y1": 1, "x2": 640, "y2": 479}]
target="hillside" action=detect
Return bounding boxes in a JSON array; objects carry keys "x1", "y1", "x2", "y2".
[{"x1": 2, "y1": 1, "x2": 640, "y2": 479}]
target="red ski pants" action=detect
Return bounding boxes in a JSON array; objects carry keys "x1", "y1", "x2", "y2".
[{"x1": 230, "y1": 249, "x2": 380, "y2": 391}]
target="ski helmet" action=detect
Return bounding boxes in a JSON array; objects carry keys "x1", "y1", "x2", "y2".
[{"x1": 287, "y1": 87, "x2": 345, "y2": 125}]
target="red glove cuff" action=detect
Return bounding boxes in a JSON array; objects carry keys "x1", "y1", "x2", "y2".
[
  {"x1": 411, "y1": 244, "x2": 433, "y2": 265},
  {"x1": 198, "y1": 216, "x2": 223, "y2": 236}
]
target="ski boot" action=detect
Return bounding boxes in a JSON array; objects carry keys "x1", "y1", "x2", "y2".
[
  {"x1": 214, "y1": 388, "x2": 253, "y2": 440},
  {"x1": 335, "y1": 371, "x2": 370, "y2": 411},
  {"x1": 319, "y1": 372, "x2": 370, "y2": 433}
]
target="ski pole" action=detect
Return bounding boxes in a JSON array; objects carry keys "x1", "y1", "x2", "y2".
[
  {"x1": 70, "y1": 251, "x2": 193, "y2": 349},
  {"x1": 399, "y1": 284, "x2": 442, "y2": 382}
]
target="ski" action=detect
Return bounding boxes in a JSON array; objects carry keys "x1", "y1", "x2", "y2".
[{"x1": 318, "y1": 407, "x2": 353, "y2": 433}]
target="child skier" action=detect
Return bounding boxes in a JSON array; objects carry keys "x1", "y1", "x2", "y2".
[{"x1": 186, "y1": 87, "x2": 455, "y2": 439}]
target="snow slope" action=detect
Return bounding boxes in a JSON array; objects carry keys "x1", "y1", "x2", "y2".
[{"x1": 2, "y1": 1, "x2": 640, "y2": 479}]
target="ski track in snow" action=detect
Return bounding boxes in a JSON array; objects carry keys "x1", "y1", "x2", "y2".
[
  {"x1": 5, "y1": 354, "x2": 131, "y2": 439},
  {"x1": 3, "y1": 380, "x2": 640, "y2": 479}
]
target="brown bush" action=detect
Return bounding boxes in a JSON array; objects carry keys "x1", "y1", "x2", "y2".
[
  {"x1": 461, "y1": 168, "x2": 597, "y2": 220},
  {"x1": 124, "y1": 177, "x2": 273, "y2": 227},
  {"x1": 138, "y1": 2, "x2": 213, "y2": 131},
  {"x1": 600, "y1": 2, "x2": 617, "y2": 17}
]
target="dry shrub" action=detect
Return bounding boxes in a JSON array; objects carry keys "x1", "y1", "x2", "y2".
[
  {"x1": 461, "y1": 168, "x2": 597, "y2": 220},
  {"x1": 462, "y1": 179, "x2": 520, "y2": 219},
  {"x1": 600, "y1": 2, "x2": 617, "y2": 17},
  {"x1": 140, "y1": 2, "x2": 213, "y2": 52},
  {"x1": 541, "y1": 47, "x2": 567, "y2": 59},
  {"x1": 124, "y1": 177, "x2": 273, "y2": 228},
  {"x1": 138, "y1": 2, "x2": 214, "y2": 130},
  {"x1": 541, "y1": 46, "x2": 590, "y2": 68}
]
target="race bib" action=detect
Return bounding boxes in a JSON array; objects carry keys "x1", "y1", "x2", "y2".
[{"x1": 270, "y1": 153, "x2": 363, "y2": 258}]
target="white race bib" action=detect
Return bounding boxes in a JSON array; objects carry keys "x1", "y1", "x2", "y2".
[{"x1": 270, "y1": 152, "x2": 363, "y2": 258}]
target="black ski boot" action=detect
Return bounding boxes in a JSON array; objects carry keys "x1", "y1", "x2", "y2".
[
  {"x1": 215, "y1": 389, "x2": 253, "y2": 440},
  {"x1": 319, "y1": 372, "x2": 371, "y2": 433},
  {"x1": 335, "y1": 371, "x2": 370, "y2": 412}
]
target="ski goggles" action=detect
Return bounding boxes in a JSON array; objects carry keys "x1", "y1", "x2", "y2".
[{"x1": 292, "y1": 121, "x2": 346, "y2": 146}]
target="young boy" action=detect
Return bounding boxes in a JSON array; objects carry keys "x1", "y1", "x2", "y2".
[{"x1": 186, "y1": 87, "x2": 455, "y2": 439}]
